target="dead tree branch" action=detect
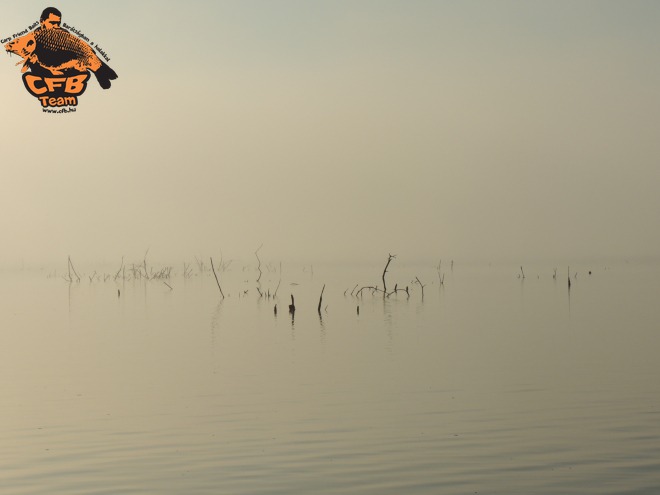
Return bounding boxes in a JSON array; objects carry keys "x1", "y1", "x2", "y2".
[
  {"x1": 382, "y1": 254, "x2": 396, "y2": 294},
  {"x1": 415, "y1": 276, "x2": 425, "y2": 299},
  {"x1": 68, "y1": 256, "x2": 81, "y2": 283},
  {"x1": 318, "y1": 284, "x2": 325, "y2": 314},
  {"x1": 210, "y1": 257, "x2": 225, "y2": 299}
]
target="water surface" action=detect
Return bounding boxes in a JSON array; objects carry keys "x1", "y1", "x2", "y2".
[{"x1": 1, "y1": 260, "x2": 659, "y2": 494}]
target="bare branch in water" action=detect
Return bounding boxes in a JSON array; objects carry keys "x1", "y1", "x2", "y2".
[
  {"x1": 143, "y1": 248, "x2": 150, "y2": 280},
  {"x1": 273, "y1": 261, "x2": 282, "y2": 298},
  {"x1": 255, "y1": 244, "x2": 263, "y2": 284},
  {"x1": 114, "y1": 256, "x2": 124, "y2": 281},
  {"x1": 382, "y1": 254, "x2": 396, "y2": 294},
  {"x1": 415, "y1": 276, "x2": 426, "y2": 300},
  {"x1": 436, "y1": 261, "x2": 445, "y2": 286},
  {"x1": 68, "y1": 256, "x2": 81, "y2": 283},
  {"x1": 194, "y1": 256, "x2": 205, "y2": 274},
  {"x1": 318, "y1": 284, "x2": 325, "y2": 315},
  {"x1": 210, "y1": 257, "x2": 225, "y2": 299}
]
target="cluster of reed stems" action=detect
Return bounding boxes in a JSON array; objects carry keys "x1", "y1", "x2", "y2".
[{"x1": 61, "y1": 247, "x2": 585, "y2": 318}]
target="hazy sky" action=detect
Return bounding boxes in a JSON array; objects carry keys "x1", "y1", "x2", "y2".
[{"x1": 2, "y1": 1, "x2": 659, "y2": 266}]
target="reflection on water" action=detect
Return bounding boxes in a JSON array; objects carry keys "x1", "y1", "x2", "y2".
[{"x1": 1, "y1": 260, "x2": 660, "y2": 494}]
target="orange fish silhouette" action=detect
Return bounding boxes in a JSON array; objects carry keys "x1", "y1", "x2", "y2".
[{"x1": 5, "y1": 28, "x2": 117, "y2": 89}]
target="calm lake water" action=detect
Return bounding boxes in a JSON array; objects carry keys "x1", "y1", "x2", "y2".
[{"x1": 1, "y1": 259, "x2": 660, "y2": 494}]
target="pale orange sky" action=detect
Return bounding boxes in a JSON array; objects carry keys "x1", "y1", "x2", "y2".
[{"x1": 1, "y1": 1, "x2": 659, "y2": 267}]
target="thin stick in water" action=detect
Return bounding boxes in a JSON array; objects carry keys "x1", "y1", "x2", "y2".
[
  {"x1": 382, "y1": 254, "x2": 396, "y2": 295},
  {"x1": 415, "y1": 276, "x2": 425, "y2": 299},
  {"x1": 255, "y1": 244, "x2": 263, "y2": 284},
  {"x1": 318, "y1": 284, "x2": 325, "y2": 314},
  {"x1": 68, "y1": 256, "x2": 81, "y2": 282},
  {"x1": 210, "y1": 257, "x2": 225, "y2": 298}
]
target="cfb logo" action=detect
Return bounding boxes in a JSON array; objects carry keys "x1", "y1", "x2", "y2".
[{"x1": 22, "y1": 74, "x2": 90, "y2": 107}]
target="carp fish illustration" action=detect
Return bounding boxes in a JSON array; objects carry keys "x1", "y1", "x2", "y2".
[{"x1": 4, "y1": 27, "x2": 117, "y2": 89}]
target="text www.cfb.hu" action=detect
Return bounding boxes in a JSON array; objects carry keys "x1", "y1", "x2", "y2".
[{"x1": 42, "y1": 106, "x2": 76, "y2": 114}]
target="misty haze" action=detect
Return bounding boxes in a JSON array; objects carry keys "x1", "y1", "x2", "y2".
[{"x1": 2, "y1": 1, "x2": 660, "y2": 494}]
